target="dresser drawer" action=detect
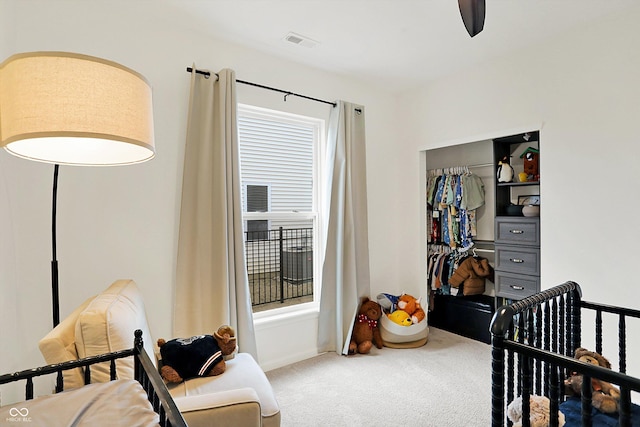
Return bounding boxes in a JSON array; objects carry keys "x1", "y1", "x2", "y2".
[
  {"x1": 495, "y1": 271, "x2": 540, "y2": 300},
  {"x1": 495, "y1": 217, "x2": 540, "y2": 246},
  {"x1": 494, "y1": 245, "x2": 540, "y2": 276}
]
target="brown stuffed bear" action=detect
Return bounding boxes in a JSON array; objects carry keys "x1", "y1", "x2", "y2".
[
  {"x1": 348, "y1": 297, "x2": 383, "y2": 355},
  {"x1": 157, "y1": 325, "x2": 237, "y2": 383},
  {"x1": 564, "y1": 347, "x2": 620, "y2": 414},
  {"x1": 448, "y1": 256, "x2": 493, "y2": 296}
]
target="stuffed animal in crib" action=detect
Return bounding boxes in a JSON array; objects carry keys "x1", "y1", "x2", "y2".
[
  {"x1": 564, "y1": 347, "x2": 620, "y2": 414},
  {"x1": 497, "y1": 156, "x2": 514, "y2": 183},
  {"x1": 348, "y1": 297, "x2": 383, "y2": 355},
  {"x1": 157, "y1": 325, "x2": 237, "y2": 383},
  {"x1": 507, "y1": 395, "x2": 566, "y2": 427},
  {"x1": 396, "y1": 293, "x2": 426, "y2": 324}
]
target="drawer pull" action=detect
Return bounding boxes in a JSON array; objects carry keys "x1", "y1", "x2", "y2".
[
  {"x1": 510, "y1": 258, "x2": 524, "y2": 263},
  {"x1": 510, "y1": 285, "x2": 525, "y2": 290},
  {"x1": 509, "y1": 229, "x2": 524, "y2": 234}
]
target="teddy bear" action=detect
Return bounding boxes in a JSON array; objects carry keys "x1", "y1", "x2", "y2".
[
  {"x1": 507, "y1": 395, "x2": 566, "y2": 427},
  {"x1": 396, "y1": 293, "x2": 426, "y2": 324},
  {"x1": 448, "y1": 256, "x2": 493, "y2": 296},
  {"x1": 564, "y1": 347, "x2": 620, "y2": 414},
  {"x1": 348, "y1": 297, "x2": 383, "y2": 355},
  {"x1": 157, "y1": 325, "x2": 237, "y2": 383}
]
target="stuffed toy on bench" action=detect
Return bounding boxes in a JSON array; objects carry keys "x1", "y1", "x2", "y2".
[{"x1": 157, "y1": 325, "x2": 237, "y2": 383}]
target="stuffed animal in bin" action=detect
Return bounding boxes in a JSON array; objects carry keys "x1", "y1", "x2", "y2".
[
  {"x1": 396, "y1": 293, "x2": 426, "y2": 324},
  {"x1": 507, "y1": 395, "x2": 566, "y2": 427},
  {"x1": 387, "y1": 309, "x2": 412, "y2": 326},
  {"x1": 157, "y1": 325, "x2": 237, "y2": 383},
  {"x1": 376, "y1": 293, "x2": 399, "y2": 313},
  {"x1": 564, "y1": 347, "x2": 620, "y2": 414},
  {"x1": 348, "y1": 297, "x2": 383, "y2": 355}
]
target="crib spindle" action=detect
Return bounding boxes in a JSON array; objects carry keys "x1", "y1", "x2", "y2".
[
  {"x1": 580, "y1": 374, "x2": 593, "y2": 426},
  {"x1": 543, "y1": 301, "x2": 551, "y2": 397},
  {"x1": 506, "y1": 324, "x2": 515, "y2": 422},
  {"x1": 491, "y1": 337, "x2": 506, "y2": 427},
  {"x1": 55, "y1": 370, "x2": 63, "y2": 393},
  {"x1": 619, "y1": 387, "x2": 632, "y2": 427},
  {"x1": 549, "y1": 363, "x2": 560, "y2": 427},
  {"x1": 534, "y1": 305, "x2": 543, "y2": 396},
  {"x1": 84, "y1": 364, "x2": 91, "y2": 384},
  {"x1": 26, "y1": 377, "x2": 34, "y2": 400},
  {"x1": 110, "y1": 359, "x2": 117, "y2": 380},
  {"x1": 595, "y1": 309, "x2": 603, "y2": 355},
  {"x1": 571, "y1": 288, "x2": 582, "y2": 354},
  {"x1": 619, "y1": 314, "x2": 626, "y2": 374},
  {"x1": 522, "y1": 355, "x2": 532, "y2": 427}
]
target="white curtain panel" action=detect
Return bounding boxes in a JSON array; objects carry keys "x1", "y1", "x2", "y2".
[
  {"x1": 317, "y1": 101, "x2": 371, "y2": 355},
  {"x1": 174, "y1": 67, "x2": 257, "y2": 359}
]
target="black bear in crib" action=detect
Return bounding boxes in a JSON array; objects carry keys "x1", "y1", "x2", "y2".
[{"x1": 157, "y1": 325, "x2": 237, "y2": 383}]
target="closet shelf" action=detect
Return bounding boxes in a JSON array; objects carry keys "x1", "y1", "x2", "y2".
[{"x1": 497, "y1": 181, "x2": 539, "y2": 187}]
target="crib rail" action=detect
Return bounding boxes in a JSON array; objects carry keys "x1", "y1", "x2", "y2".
[
  {"x1": 490, "y1": 281, "x2": 640, "y2": 427},
  {"x1": 0, "y1": 330, "x2": 187, "y2": 427}
]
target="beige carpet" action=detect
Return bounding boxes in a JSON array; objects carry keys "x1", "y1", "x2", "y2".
[{"x1": 266, "y1": 327, "x2": 492, "y2": 427}]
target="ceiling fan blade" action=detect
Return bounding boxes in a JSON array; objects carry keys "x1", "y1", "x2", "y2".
[{"x1": 459, "y1": 0, "x2": 486, "y2": 37}]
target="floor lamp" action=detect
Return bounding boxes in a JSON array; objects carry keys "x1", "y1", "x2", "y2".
[{"x1": 0, "y1": 51, "x2": 155, "y2": 328}]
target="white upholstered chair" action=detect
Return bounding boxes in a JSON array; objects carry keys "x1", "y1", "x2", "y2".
[{"x1": 38, "y1": 279, "x2": 280, "y2": 427}]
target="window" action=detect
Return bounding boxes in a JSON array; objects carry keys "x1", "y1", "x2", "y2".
[
  {"x1": 238, "y1": 104, "x2": 323, "y2": 314},
  {"x1": 245, "y1": 184, "x2": 270, "y2": 241}
]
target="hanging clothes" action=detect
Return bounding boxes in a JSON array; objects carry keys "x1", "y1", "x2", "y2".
[{"x1": 426, "y1": 168, "x2": 485, "y2": 250}]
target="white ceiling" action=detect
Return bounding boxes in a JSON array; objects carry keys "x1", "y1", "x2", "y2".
[{"x1": 160, "y1": 0, "x2": 637, "y2": 92}]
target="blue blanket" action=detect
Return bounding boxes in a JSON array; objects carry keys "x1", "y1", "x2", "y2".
[{"x1": 560, "y1": 397, "x2": 640, "y2": 426}]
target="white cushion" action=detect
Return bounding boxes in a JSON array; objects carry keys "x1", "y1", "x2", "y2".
[
  {"x1": 38, "y1": 296, "x2": 94, "y2": 389},
  {"x1": 167, "y1": 353, "x2": 280, "y2": 419},
  {"x1": 75, "y1": 279, "x2": 155, "y2": 383}
]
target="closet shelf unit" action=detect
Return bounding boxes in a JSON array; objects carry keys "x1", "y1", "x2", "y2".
[{"x1": 493, "y1": 130, "x2": 540, "y2": 301}]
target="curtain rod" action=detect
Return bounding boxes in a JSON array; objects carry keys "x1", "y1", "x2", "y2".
[{"x1": 186, "y1": 67, "x2": 337, "y2": 107}]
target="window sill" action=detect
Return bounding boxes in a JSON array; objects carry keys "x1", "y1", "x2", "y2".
[{"x1": 253, "y1": 302, "x2": 319, "y2": 329}]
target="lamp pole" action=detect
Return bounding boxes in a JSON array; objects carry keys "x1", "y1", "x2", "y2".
[{"x1": 51, "y1": 164, "x2": 60, "y2": 327}]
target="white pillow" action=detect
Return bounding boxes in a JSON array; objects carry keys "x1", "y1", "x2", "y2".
[
  {"x1": 38, "y1": 296, "x2": 94, "y2": 390},
  {"x1": 75, "y1": 279, "x2": 156, "y2": 383}
]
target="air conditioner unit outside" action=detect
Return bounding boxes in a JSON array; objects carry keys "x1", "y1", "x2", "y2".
[{"x1": 282, "y1": 246, "x2": 313, "y2": 284}]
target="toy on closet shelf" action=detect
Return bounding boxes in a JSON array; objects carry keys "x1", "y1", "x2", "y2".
[
  {"x1": 496, "y1": 156, "x2": 514, "y2": 183},
  {"x1": 519, "y1": 146, "x2": 539, "y2": 181}
]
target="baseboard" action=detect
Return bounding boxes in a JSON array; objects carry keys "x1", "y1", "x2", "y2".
[{"x1": 261, "y1": 348, "x2": 321, "y2": 372}]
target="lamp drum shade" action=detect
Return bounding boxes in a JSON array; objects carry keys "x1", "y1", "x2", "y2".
[{"x1": 0, "y1": 51, "x2": 155, "y2": 165}]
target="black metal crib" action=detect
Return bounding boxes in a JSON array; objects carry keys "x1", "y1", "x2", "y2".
[
  {"x1": 0, "y1": 330, "x2": 187, "y2": 427},
  {"x1": 490, "y1": 281, "x2": 640, "y2": 427}
]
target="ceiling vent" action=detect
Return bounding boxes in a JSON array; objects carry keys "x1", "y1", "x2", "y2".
[{"x1": 283, "y1": 32, "x2": 319, "y2": 48}]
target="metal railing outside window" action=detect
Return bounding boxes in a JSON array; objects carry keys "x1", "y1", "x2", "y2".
[{"x1": 245, "y1": 227, "x2": 313, "y2": 311}]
